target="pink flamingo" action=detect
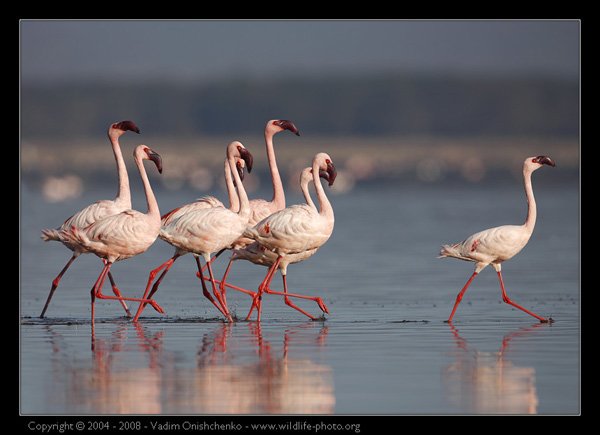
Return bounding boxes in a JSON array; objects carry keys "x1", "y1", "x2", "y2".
[
  {"x1": 439, "y1": 155, "x2": 556, "y2": 323},
  {"x1": 133, "y1": 142, "x2": 254, "y2": 322},
  {"x1": 214, "y1": 119, "x2": 299, "y2": 298},
  {"x1": 215, "y1": 167, "x2": 333, "y2": 319},
  {"x1": 40, "y1": 120, "x2": 140, "y2": 318},
  {"x1": 242, "y1": 153, "x2": 337, "y2": 321},
  {"x1": 131, "y1": 141, "x2": 252, "y2": 321},
  {"x1": 59, "y1": 145, "x2": 165, "y2": 322}
]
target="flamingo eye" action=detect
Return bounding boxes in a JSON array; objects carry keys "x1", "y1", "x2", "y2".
[
  {"x1": 325, "y1": 159, "x2": 331, "y2": 164},
  {"x1": 531, "y1": 158, "x2": 537, "y2": 163}
]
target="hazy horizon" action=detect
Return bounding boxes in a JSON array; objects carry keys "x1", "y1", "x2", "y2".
[{"x1": 20, "y1": 20, "x2": 580, "y2": 84}]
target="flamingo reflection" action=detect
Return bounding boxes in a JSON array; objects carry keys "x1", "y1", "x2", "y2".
[
  {"x1": 45, "y1": 321, "x2": 334, "y2": 414},
  {"x1": 443, "y1": 323, "x2": 544, "y2": 414},
  {"x1": 179, "y1": 322, "x2": 335, "y2": 414}
]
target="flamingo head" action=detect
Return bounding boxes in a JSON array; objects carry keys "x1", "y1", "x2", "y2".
[
  {"x1": 301, "y1": 167, "x2": 332, "y2": 186},
  {"x1": 269, "y1": 119, "x2": 300, "y2": 136},
  {"x1": 109, "y1": 120, "x2": 140, "y2": 138},
  {"x1": 527, "y1": 155, "x2": 556, "y2": 171},
  {"x1": 135, "y1": 145, "x2": 163, "y2": 174},
  {"x1": 236, "y1": 143, "x2": 254, "y2": 173},
  {"x1": 314, "y1": 152, "x2": 337, "y2": 187}
]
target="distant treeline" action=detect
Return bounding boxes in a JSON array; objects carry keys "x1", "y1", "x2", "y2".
[{"x1": 21, "y1": 73, "x2": 578, "y2": 139}]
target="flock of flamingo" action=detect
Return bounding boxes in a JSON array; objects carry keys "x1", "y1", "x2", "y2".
[{"x1": 40, "y1": 119, "x2": 555, "y2": 324}]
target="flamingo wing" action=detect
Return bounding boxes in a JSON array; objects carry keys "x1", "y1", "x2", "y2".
[
  {"x1": 442, "y1": 225, "x2": 531, "y2": 263},
  {"x1": 60, "y1": 200, "x2": 123, "y2": 231},
  {"x1": 161, "y1": 196, "x2": 225, "y2": 226},
  {"x1": 71, "y1": 210, "x2": 159, "y2": 259},
  {"x1": 161, "y1": 207, "x2": 246, "y2": 254},
  {"x1": 248, "y1": 205, "x2": 329, "y2": 254}
]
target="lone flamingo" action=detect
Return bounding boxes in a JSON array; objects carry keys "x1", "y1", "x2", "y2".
[
  {"x1": 133, "y1": 142, "x2": 254, "y2": 322},
  {"x1": 439, "y1": 155, "x2": 556, "y2": 323},
  {"x1": 59, "y1": 145, "x2": 165, "y2": 322},
  {"x1": 215, "y1": 167, "x2": 333, "y2": 318},
  {"x1": 40, "y1": 120, "x2": 140, "y2": 318},
  {"x1": 132, "y1": 141, "x2": 252, "y2": 321},
  {"x1": 242, "y1": 153, "x2": 337, "y2": 321},
  {"x1": 215, "y1": 119, "x2": 300, "y2": 298}
]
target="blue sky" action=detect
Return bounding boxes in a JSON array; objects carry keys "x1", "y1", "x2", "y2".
[{"x1": 20, "y1": 20, "x2": 579, "y2": 83}]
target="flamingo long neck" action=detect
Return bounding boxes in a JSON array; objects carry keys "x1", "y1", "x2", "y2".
[
  {"x1": 265, "y1": 129, "x2": 285, "y2": 209},
  {"x1": 224, "y1": 159, "x2": 240, "y2": 212},
  {"x1": 523, "y1": 168, "x2": 536, "y2": 232},
  {"x1": 312, "y1": 162, "x2": 334, "y2": 221},
  {"x1": 110, "y1": 135, "x2": 131, "y2": 208},
  {"x1": 301, "y1": 177, "x2": 316, "y2": 210},
  {"x1": 229, "y1": 155, "x2": 250, "y2": 219},
  {"x1": 135, "y1": 156, "x2": 160, "y2": 218}
]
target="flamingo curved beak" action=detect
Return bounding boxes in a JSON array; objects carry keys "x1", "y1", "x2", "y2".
[
  {"x1": 274, "y1": 120, "x2": 300, "y2": 136},
  {"x1": 114, "y1": 120, "x2": 140, "y2": 134},
  {"x1": 325, "y1": 161, "x2": 337, "y2": 186},
  {"x1": 146, "y1": 150, "x2": 163, "y2": 174},
  {"x1": 534, "y1": 155, "x2": 556, "y2": 167},
  {"x1": 239, "y1": 148, "x2": 254, "y2": 173}
]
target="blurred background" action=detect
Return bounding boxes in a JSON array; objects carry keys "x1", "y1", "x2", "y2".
[{"x1": 20, "y1": 20, "x2": 579, "y2": 201}]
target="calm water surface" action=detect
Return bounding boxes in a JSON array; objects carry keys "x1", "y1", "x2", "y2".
[{"x1": 20, "y1": 179, "x2": 579, "y2": 414}]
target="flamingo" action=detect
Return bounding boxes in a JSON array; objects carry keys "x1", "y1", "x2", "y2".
[
  {"x1": 213, "y1": 119, "x2": 300, "y2": 299},
  {"x1": 242, "y1": 153, "x2": 337, "y2": 321},
  {"x1": 215, "y1": 167, "x2": 333, "y2": 319},
  {"x1": 132, "y1": 141, "x2": 252, "y2": 322},
  {"x1": 133, "y1": 142, "x2": 254, "y2": 322},
  {"x1": 59, "y1": 145, "x2": 165, "y2": 322},
  {"x1": 40, "y1": 120, "x2": 140, "y2": 318},
  {"x1": 439, "y1": 155, "x2": 556, "y2": 323}
]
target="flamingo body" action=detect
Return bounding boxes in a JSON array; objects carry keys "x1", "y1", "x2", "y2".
[
  {"x1": 440, "y1": 224, "x2": 532, "y2": 266},
  {"x1": 133, "y1": 141, "x2": 253, "y2": 322},
  {"x1": 241, "y1": 153, "x2": 337, "y2": 321},
  {"x1": 58, "y1": 144, "x2": 164, "y2": 322},
  {"x1": 160, "y1": 205, "x2": 250, "y2": 261},
  {"x1": 439, "y1": 155, "x2": 556, "y2": 323},
  {"x1": 39, "y1": 120, "x2": 140, "y2": 317}
]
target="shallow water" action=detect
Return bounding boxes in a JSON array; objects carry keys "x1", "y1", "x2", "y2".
[{"x1": 20, "y1": 179, "x2": 579, "y2": 414}]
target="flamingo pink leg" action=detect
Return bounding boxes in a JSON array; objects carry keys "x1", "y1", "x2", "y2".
[
  {"x1": 195, "y1": 257, "x2": 231, "y2": 319},
  {"x1": 209, "y1": 278, "x2": 257, "y2": 297},
  {"x1": 93, "y1": 263, "x2": 164, "y2": 317},
  {"x1": 246, "y1": 257, "x2": 281, "y2": 321},
  {"x1": 217, "y1": 257, "x2": 236, "y2": 307},
  {"x1": 497, "y1": 271, "x2": 549, "y2": 323},
  {"x1": 198, "y1": 248, "x2": 225, "y2": 273},
  {"x1": 90, "y1": 262, "x2": 111, "y2": 323},
  {"x1": 104, "y1": 261, "x2": 131, "y2": 317},
  {"x1": 275, "y1": 275, "x2": 317, "y2": 320},
  {"x1": 446, "y1": 272, "x2": 478, "y2": 323},
  {"x1": 205, "y1": 259, "x2": 233, "y2": 321},
  {"x1": 40, "y1": 253, "x2": 79, "y2": 318},
  {"x1": 263, "y1": 277, "x2": 329, "y2": 315},
  {"x1": 133, "y1": 254, "x2": 181, "y2": 322}
]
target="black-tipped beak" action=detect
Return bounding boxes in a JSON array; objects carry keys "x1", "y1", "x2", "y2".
[
  {"x1": 236, "y1": 161, "x2": 245, "y2": 182},
  {"x1": 114, "y1": 120, "x2": 140, "y2": 134},
  {"x1": 239, "y1": 148, "x2": 253, "y2": 173},
  {"x1": 147, "y1": 150, "x2": 163, "y2": 174},
  {"x1": 319, "y1": 169, "x2": 330, "y2": 184},
  {"x1": 326, "y1": 161, "x2": 337, "y2": 186},
  {"x1": 274, "y1": 120, "x2": 300, "y2": 136},
  {"x1": 534, "y1": 155, "x2": 556, "y2": 167}
]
